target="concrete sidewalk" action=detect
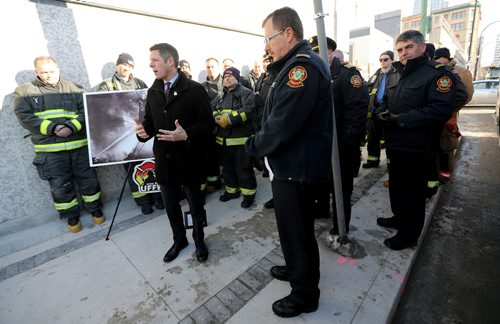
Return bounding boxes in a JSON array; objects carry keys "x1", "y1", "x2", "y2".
[{"x1": 0, "y1": 156, "x2": 441, "y2": 323}]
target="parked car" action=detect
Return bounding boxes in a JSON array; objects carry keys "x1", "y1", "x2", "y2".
[{"x1": 466, "y1": 79, "x2": 499, "y2": 107}]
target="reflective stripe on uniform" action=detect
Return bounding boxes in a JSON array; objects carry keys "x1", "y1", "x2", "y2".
[
  {"x1": 82, "y1": 191, "x2": 101, "y2": 203},
  {"x1": 225, "y1": 137, "x2": 248, "y2": 146},
  {"x1": 69, "y1": 119, "x2": 82, "y2": 132},
  {"x1": 225, "y1": 186, "x2": 239, "y2": 194},
  {"x1": 207, "y1": 176, "x2": 219, "y2": 182},
  {"x1": 40, "y1": 120, "x2": 52, "y2": 135},
  {"x1": 131, "y1": 191, "x2": 147, "y2": 199},
  {"x1": 34, "y1": 109, "x2": 78, "y2": 119},
  {"x1": 54, "y1": 198, "x2": 79, "y2": 211},
  {"x1": 34, "y1": 139, "x2": 88, "y2": 152},
  {"x1": 367, "y1": 155, "x2": 379, "y2": 161},
  {"x1": 240, "y1": 187, "x2": 256, "y2": 196},
  {"x1": 427, "y1": 181, "x2": 439, "y2": 189},
  {"x1": 231, "y1": 110, "x2": 247, "y2": 122},
  {"x1": 215, "y1": 136, "x2": 249, "y2": 146}
]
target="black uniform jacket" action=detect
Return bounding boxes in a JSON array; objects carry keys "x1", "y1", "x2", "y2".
[
  {"x1": 330, "y1": 57, "x2": 369, "y2": 145},
  {"x1": 246, "y1": 40, "x2": 333, "y2": 184},
  {"x1": 14, "y1": 78, "x2": 87, "y2": 148},
  {"x1": 383, "y1": 55, "x2": 457, "y2": 154},
  {"x1": 139, "y1": 70, "x2": 215, "y2": 185},
  {"x1": 367, "y1": 66, "x2": 395, "y2": 115}
]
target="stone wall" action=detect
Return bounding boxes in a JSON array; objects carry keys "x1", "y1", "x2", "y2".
[{"x1": 0, "y1": 0, "x2": 262, "y2": 234}]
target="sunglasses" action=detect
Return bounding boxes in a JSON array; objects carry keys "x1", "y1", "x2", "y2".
[{"x1": 379, "y1": 58, "x2": 390, "y2": 62}]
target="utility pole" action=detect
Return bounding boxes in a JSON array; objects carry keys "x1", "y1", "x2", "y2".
[
  {"x1": 420, "y1": 0, "x2": 429, "y2": 39},
  {"x1": 468, "y1": 0, "x2": 479, "y2": 72},
  {"x1": 312, "y1": 0, "x2": 346, "y2": 240}
]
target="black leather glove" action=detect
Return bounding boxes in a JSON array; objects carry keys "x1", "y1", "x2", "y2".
[{"x1": 377, "y1": 111, "x2": 399, "y2": 125}]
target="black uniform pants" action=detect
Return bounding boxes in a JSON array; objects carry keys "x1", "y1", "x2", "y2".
[
  {"x1": 272, "y1": 180, "x2": 325, "y2": 307},
  {"x1": 366, "y1": 117, "x2": 385, "y2": 161},
  {"x1": 387, "y1": 149, "x2": 430, "y2": 241},
  {"x1": 160, "y1": 179, "x2": 206, "y2": 245},
  {"x1": 220, "y1": 145, "x2": 257, "y2": 196},
  {"x1": 33, "y1": 147, "x2": 101, "y2": 219},
  {"x1": 205, "y1": 139, "x2": 221, "y2": 186}
]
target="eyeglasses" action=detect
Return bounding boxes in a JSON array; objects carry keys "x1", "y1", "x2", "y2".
[
  {"x1": 379, "y1": 58, "x2": 390, "y2": 62},
  {"x1": 264, "y1": 29, "x2": 284, "y2": 44}
]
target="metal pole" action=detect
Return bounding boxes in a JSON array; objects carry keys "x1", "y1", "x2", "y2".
[
  {"x1": 468, "y1": 0, "x2": 479, "y2": 70},
  {"x1": 312, "y1": 0, "x2": 346, "y2": 238}
]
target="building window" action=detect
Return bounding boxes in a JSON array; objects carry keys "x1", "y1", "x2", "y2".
[
  {"x1": 452, "y1": 11, "x2": 465, "y2": 20},
  {"x1": 451, "y1": 22, "x2": 465, "y2": 31},
  {"x1": 404, "y1": 22, "x2": 409, "y2": 30},
  {"x1": 434, "y1": 16, "x2": 440, "y2": 23},
  {"x1": 411, "y1": 20, "x2": 420, "y2": 28}
]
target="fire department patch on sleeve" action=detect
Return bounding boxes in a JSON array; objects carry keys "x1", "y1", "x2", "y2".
[
  {"x1": 436, "y1": 76, "x2": 453, "y2": 93},
  {"x1": 350, "y1": 75, "x2": 362, "y2": 88},
  {"x1": 287, "y1": 66, "x2": 308, "y2": 88}
]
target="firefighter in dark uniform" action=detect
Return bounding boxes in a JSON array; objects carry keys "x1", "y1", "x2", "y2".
[
  {"x1": 213, "y1": 67, "x2": 257, "y2": 208},
  {"x1": 95, "y1": 53, "x2": 164, "y2": 215},
  {"x1": 308, "y1": 36, "x2": 369, "y2": 235},
  {"x1": 376, "y1": 30, "x2": 457, "y2": 250},
  {"x1": 14, "y1": 56, "x2": 104, "y2": 233},
  {"x1": 363, "y1": 50, "x2": 396, "y2": 169},
  {"x1": 246, "y1": 7, "x2": 333, "y2": 317}
]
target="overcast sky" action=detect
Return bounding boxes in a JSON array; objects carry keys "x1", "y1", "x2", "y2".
[{"x1": 98, "y1": 0, "x2": 498, "y2": 65}]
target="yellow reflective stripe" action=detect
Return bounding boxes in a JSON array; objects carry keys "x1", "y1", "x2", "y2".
[
  {"x1": 225, "y1": 137, "x2": 248, "y2": 146},
  {"x1": 131, "y1": 191, "x2": 147, "y2": 199},
  {"x1": 215, "y1": 136, "x2": 224, "y2": 145},
  {"x1": 69, "y1": 119, "x2": 82, "y2": 132},
  {"x1": 367, "y1": 156, "x2": 379, "y2": 161},
  {"x1": 370, "y1": 88, "x2": 377, "y2": 95},
  {"x1": 82, "y1": 191, "x2": 101, "y2": 203},
  {"x1": 220, "y1": 109, "x2": 232, "y2": 114},
  {"x1": 54, "y1": 198, "x2": 79, "y2": 211},
  {"x1": 207, "y1": 176, "x2": 219, "y2": 182},
  {"x1": 34, "y1": 109, "x2": 77, "y2": 119},
  {"x1": 427, "y1": 181, "x2": 439, "y2": 189},
  {"x1": 40, "y1": 120, "x2": 52, "y2": 135},
  {"x1": 240, "y1": 188, "x2": 256, "y2": 195},
  {"x1": 230, "y1": 111, "x2": 248, "y2": 122},
  {"x1": 200, "y1": 182, "x2": 207, "y2": 191},
  {"x1": 34, "y1": 139, "x2": 88, "y2": 152},
  {"x1": 225, "y1": 186, "x2": 239, "y2": 194}
]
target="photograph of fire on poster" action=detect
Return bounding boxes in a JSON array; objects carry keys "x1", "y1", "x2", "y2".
[{"x1": 83, "y1": 89, "x2": 154, "y2": 167}]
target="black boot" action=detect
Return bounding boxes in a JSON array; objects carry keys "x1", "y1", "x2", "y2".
[{"x1": 241, "y1": 194, "x2": 255, "y2": 208}]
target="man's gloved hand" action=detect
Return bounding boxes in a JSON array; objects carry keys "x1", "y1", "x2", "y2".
[
  {"x1": 377, "y1": 111, "x2": 399, "y2": 125},
  {"x1": 215, "y1": 115, "x2": 230, "y2": 129}
]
